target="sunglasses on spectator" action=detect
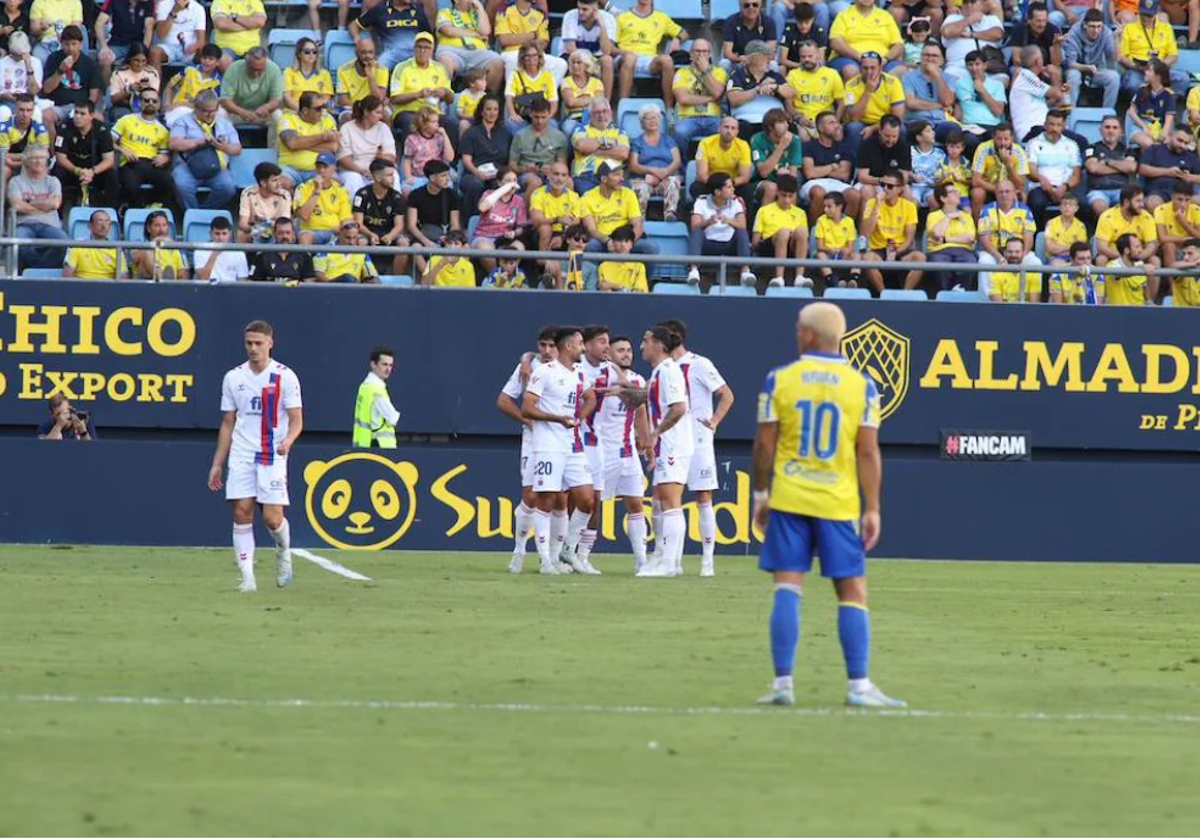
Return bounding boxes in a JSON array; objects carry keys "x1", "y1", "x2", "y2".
[
  {"x1": 742, "y1": 2, "x2": 759, "y2": 6},
  {"x1": 881, "y1": 181, "x2": 902, "y2": 189},
  {"x1": 301, "y1": 48, "x2": 317, "y2": 54}
]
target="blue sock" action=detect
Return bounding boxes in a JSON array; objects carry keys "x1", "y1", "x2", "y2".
[
  {"x1": 769, "y1": 585, "x2": 802, "y2": 678},
  {"x1": 838, "y1": 602, "x2": 871, "y2": 680}
]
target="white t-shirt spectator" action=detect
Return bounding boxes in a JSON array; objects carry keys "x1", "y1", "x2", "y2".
[
  {"x1": 0, "y1": 54, "x2": 44, "y2": 97},
  {"x1": 1010, "y1": 68, "x2": 1049, "y2": 143},
  {"x1": 155, "y1": 0, "x2": 207, "y2": 53},
  {"x1": 942, "y1": 13, "x2": 1002, "y2": 78},
  {"x1": 560, "y1": 8, "x2": 617, "y2": 50},
  {"x1": 693, "y1": 194, "x2": 745, "y2": 243},
  {"x1": 194, "y1": 248, "x2": 250, "y2": 282},
  {"x1": 1026, "y1": 133, "x2": 1081, "y2": 188}
]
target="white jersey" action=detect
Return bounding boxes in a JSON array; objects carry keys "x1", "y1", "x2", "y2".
[
  {"x1": 577, "y1": 355, "x2": 613, "y2": 448},
  {"x1": 220, "y1": 359, "x2": 303, "y2": 465},
  {"x1": 598, "y1": 367, "x2": 645, "y2": 458},
  {"x1": 648, "y1": 357, "x2": 694, "y2": 458},
  {"x1": 677, "y1": 350, "x2": 726, "y2": 425},
  {"x1": 525, "y1": 359, "x2": 585, "y2": 454},
  {"x1": 501, "y1": 356, "x2": 544, "y2": 450}
]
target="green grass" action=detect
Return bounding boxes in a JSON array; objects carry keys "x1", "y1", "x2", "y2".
[{"x1": 2, "y1": 546, "x2": 1199, "y2": 836}]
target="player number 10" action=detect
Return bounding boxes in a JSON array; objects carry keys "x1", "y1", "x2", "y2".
[{"x1": 795, "y1": 399, "x2": 840, "y2": 460}]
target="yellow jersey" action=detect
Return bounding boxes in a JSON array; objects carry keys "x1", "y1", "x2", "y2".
[
  {"x1": 1045, "y1": 214, "x2": 1087, "y2": 251},
  {"x1": 863, "y1": 196, "x2": 917, "y2": 250},
  {"x1": 529, "y1": 186, "x2": 581, "y2": 232},
  {"x1": 171, "y1": 67, "x2": 224, "y2": 107},
  {"x1": 815, "y1": 214, "x2": 856, "y2": 251},
  {"x1": 758, "y1": 352, "x2": 880, "y2": 520},
  {"x1": 506, "y1": 68, "x2": 558, "y2": 102},
  {"x1": 391, "y1": 60, "x2": 452, "y2": 113},
  {"x1": 978, "y1": 203, "x2": 1036, "y2": 250},
  {"x1": 457, "y1": 87, "x2": 486, "y2": 119},
  {"x1": 673, "y1": 66, "x2": 727, "y2": 118},
  {"x1": 1118, "y1": 17, "x2": 1177, "y2": 63},
  {"x1": 494, "y1": 4, "x2": 550, "y2": 53},
  {"x1": 561, "y1": 75, "x2": 604, "y2": 119},
  {"x1": 598, "y1": 260, "x2": 648, "y2": 292},
  {"x1": 65, "y1": 245, "x2": 124, "y2": 279},
  {"x1": 1049, "y1": 271, "x2": 1106, "y2": 305},
  {"x1": 1095, "y1": 206, "x2": 1157, "y2": 250},
  {"x1": 935, "y1": 157, "x2": 971, "y2": 196},
  {"x1": 137, "y1": 246, "x2": 188, "y2": 278},
  {"x1": 1153, "y1": 201, "x2": 1200, "y2": 238},
  {"x1": 925, "y1": 208, "x2": 975, "y2": 252},
  {"x1": 0, "y1": 119, "x2": 48, "y2": 152},
  {"x1": 435, "y1": 6, "x2": 488, "y2": 49},
  {"x1": 753, "y1": 201, "x2": 806, "y2": 240},
  {"x1": 429, "y1": 254, "x2": 476, "y2": 287},
  {"x1": 314, "y1": 251, "x2": 376, "y2": 281},
  {"x1": 697, "y1": 134, "x2": 751, "y2": 178},
  {"x1": 572, "y1": 123, "x2": 629, "y2": 177},
  {"x1": 210, "y1": 0, "x2": 264, "y2": 54},
  {"x1": 1172, "y1": 275, "x2": 1200, "y2": 306},
  {"x1": 1104, "y1": 259, "x2": 1150, "y2": 305},
  {"x1": 829, "y1": 5, "x2": 901, "y2": 56},
  {"x1": 113, "y1": 114, "x2": 169, "y2": 161},
  {"x1": 277, "y1": 110, "x2": 337, "y2": 171},
  {"x1": 616, "y1": 9, "x2": 681, "y2": 56},
  {"x1": 989, "y1": 269, "x2": 1042, "y2": 301},
  {"x1": 294, "y1": 180, "x2": 352, "y2": 231},
  {"x1": 29, "y1": 0, "x2": 81, "y2": 41},
  {"x1": 786, "y1": 66, "x2": 845, "y2": 122},
  {"x1": 337, "y1": 60, "x2": 389, "y2": 103},
  {"x1": 580, "y1": 185, "x2": 641, "y2": 236},
  {"x1": 971, "y1": 139, "x2": 1030, "y2": 184},
  {"x1": 1189, "y1": 86, "x2": 1200, "y2": 138},
  {"x1": 843, "y1": 72, "x2": 905, "y2": 126},
  {"x1": 283, "y1": 67, "x2": 334, "y2": 102}
]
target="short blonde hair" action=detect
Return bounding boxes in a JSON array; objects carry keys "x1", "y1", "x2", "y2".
[{"x1": 569, "y1": 49, "x2": 597, "y2": 76}]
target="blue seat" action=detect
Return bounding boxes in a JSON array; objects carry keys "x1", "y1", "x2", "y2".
[
  {"x1": 716, "y1": 284, "x2": 759, "y2": 296},
  {"x1": 936, "y1": 289, "x2": 986, "y2": 302},
  {"x1": 325, "y1": 30, "x2": 357, "y2": 77},
  {"x1": 643, "y1": 220, "x2": 690, "y2": 281},
  {"x1": 1164, "y1": 295, "x2": 1175, "y2": 307},
  {"x1": 267, "y1": 28, "x2": 318, "y2": 67},
  {"x1": 230, "y1": 147, "x2": 278, "y2": 189},
  {"x1": 616, "y1": 97, "x2": 665, "y2": 139},
  {"x1": 466, "y1": 215, "x2": 479, "y2": 239},
  {"x1": 653, "y1": 0, "x2": 703, "y2": 19},
  {"x1": 124, "y1": 207, "x2": 177, "y2": 242},
  {"x1": 823, "y1": 287, "x2": 871, "y2": 300},
  {"x1": 652, "y1": 281, "x2": 701, "y2": 295},
  {"x1": 684, "y1": 160, "x2": 697, "y2": 195},
  {"x1": 67, "y1": 205, "x2": 118, "y2": 241},
  {"x1": 1176, "y1": 49, "x2": 1200, "y2": 75},
  {"x1": 765, "y1": 286, "x2": 815, "y2": 298},
  {"x1": 1067, "y1": 106, "x2": 1112, "y2": 145},
  {"x1": 550, "y1": 36, "x2": 563, "y2": 57},
  {"x1": 880, "y1": 289, "x2": 928, "y2": 301},
  {"x1": 1034, "y1": 230, "x2": 1047, "y2": 262},
  {"x1": 380, "y1": 274, "x2": 414, "y2": 286},
  {"x1": 21, "y1": 268, "x2": 64, "y2": 279},
  {"x1": 183, "y1": 209, "x2": 234, "y2": 242}
]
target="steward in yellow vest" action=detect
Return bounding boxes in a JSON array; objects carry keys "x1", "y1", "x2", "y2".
[{"x1": 352, "y1": 347, "x2": 400, "y2": 448}]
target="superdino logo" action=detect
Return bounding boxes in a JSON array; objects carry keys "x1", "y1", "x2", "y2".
[
  {"x1": 840, "y1": 318, "x2": 910, "y2": 420},
  {"x1": 303, "y1": 452, "x2": 420, "y2": 550}
]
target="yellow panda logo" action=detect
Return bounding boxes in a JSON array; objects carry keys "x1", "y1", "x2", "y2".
[{"x1": 303, "y1": 452, "x2": 420, "y2": 550}]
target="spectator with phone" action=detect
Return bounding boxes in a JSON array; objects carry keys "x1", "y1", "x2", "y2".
[{"x1": 38, "y1": 396, "x2": 95, "y2": 440}]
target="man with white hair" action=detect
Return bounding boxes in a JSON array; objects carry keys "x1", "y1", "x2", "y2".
[
  {"x1": 1010, "y1": 45, "x2": 1065, "y2": 143},
  {"x1": 751, "y1": 302, "x2": 904, "y2": 709},
  {"x1": 8, "y1": 147, "x2": 69, "y2": 269},
  {"x1": 0, "y1": 33, "x2": 54, "y2": 125}
]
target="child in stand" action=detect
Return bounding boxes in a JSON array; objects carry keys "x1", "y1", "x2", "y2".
[
  {"x1": 909, "y1": 120, "x2": 946, "y2": 208},
  {"x1": 900, "y1": 17, "x2": 932, "y2": 75},
  {"x1": 456, "y1": 67, "x2": 489, "y2": 137},
  {"x1": 1043, "y1": 192, "x2": 1087, "y2": 267},
  {"x1": 401, "y1": 106, "x2": 455, "y2": 196},
  {"x1": 597, "y1": 225, "x2": 649, "y2": 292},
  {"x1": 482, "y1": 244, "x2": 529, "y2": 288},
  {"x1": 935, "y1": 128, "x2": 971, "y2": 209},
  {"x1": 815, "y1": 192, "x2": 860, "y2": 287}
]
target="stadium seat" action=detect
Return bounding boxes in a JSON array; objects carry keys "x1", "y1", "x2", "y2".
[
  {"x1": 1163, "y1": 295, "x2": 1174, "y2": 307},
  {"x1": 823, "y1": 287, "x2": 871, "y2": 300},
  {"x1": 550, "y1": 36, "x2": 563, "y2": 57},
  {"x1": 936, "y1": 289, "x2": 986, "y2": 302},
  {"x1": 642, "y1": 220, "x2": 689, "y2": 281},
  {"x1": 653, "y1": 0, "x2": 703, "y2": 19},
  {"x1": 1176, "y1": 50, "x2": 1200, "y2": 75},
  {"x1": 684, "y1": 160, "x2": 697, "y2": 196},
  {"x1": 380, "y1": 274, "x2": 415, "y2": 286},
  {"x1": 1034, "y1": 231, "x2": 1047, "y2": 262},
  {"x1": 124, "y1": 207, "x2": 177, "y2": 242},
  {"x1": 267, "y1": 28, "x2": 318, "y2": 67},
  {"x1": 764, "y1": 286, "x2": 815, "y2": 298},
  {"x1": 616, "y1": 98, "x2": 665, "y2": 139},
  {"x1": 21, "y1": 268, "x2": 64, "y2": 279},
  {"x1": 716, "y1": 284, "x2": 759, "y2": 296},
  {"x1": 466, "y1": 215, "x2": 479, "y2": 239},
  {"x1": 183, "y1": 209, "x2": 234, "y2": 242},
  {"x1": 652, "y1": 281, "x2": 701, "y2": 295},
  {"x1": 231, "y1": 148, "x2": 278, "y2": 189},
  {"x1": 325, "y1": 30, "x2": 357, "y2": 75},
  {"x1": 880, "y1": 289, "x2": 928, "y2": 301},
  {"x1": 68, "y1": 206, "x2": 118, "y2": 241},
  {"x1": 711, "y1": 0, "x2": 738, "y2": 17},
  {"x1": 1067, "y1": 107, "x2": 1111, "y2": 145}
]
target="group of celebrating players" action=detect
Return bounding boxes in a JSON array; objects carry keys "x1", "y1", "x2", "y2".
[{"x1": 496, "y1": 319, "x2": 734, "y2": 578}]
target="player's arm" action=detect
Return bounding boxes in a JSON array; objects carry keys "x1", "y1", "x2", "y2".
[
  {"x1": 520, "y1": 389, "x2": 574, "y2": 426},
  {"x1": 655, "y1": 400, "x2": 687, "y2": 435},
  {"x1": 207, "y1": 409, "x2": 237, "y2": 490},
  {"x1": 580, "y1": 388, "x2": 597, "y2": 419},
  {"x1": 751, "y1": 419, "x2": 779, "y2": 534},
  {"x1": 707, "y1": 383, "x2": 734, "y2": 431},
  {"x1": 856, "y1": 424, "x2": 882, "y2": 551},
  {"x1": 278, "y1": 407, "x2": 303, "y2": 456},
  {"x1": 496, "y1": 391, "x2": 528, "y2": 426}
]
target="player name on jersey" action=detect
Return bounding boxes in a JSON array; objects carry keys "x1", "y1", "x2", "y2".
[{"x1": 940, "y1": 431, "x2": 1031, "y2": 461}]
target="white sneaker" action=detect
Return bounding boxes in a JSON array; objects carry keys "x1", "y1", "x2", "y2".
[
  {"x1": 686, "y1": 266, "x2": 701, "y2": 285},
  {"x1": 794, "y1": 273, "x2": 814, "y2": 288},
  {"x1": 756, "y1": 686, "x2": 794, "y2": 706},
  {"x1": 635, "y1": 560, "x2": 672, "y2": 578},
  {"x1": 539, "y1": 560, "x2": 560, "y2": 575},
  {"x1": 555, "y1": 561, "x2": 575, "y2": 574},
  {"x1": 700, "y1": 560, "x2": 714, "y2": 577},
  {"x1": 846, "y1": 682, "x2": 907, "y2": 709},
  {"x1": 767, "y1": 276, "x2": 784, "y2": 288},
  {"x1": 237, "y1": 577, "x2": 257, "y2": 593},
  {"x1": 276, "y1": 550, "x2": 293, "y2": 588},
  {"x1": 508, "y1": 553, "x2": 525, "y2": 574},
  {"x1": 577, "y1": 559, "x2": 602, "y2": 575},
  {"x1": 739, "y1": 269, "x2": 757, "y2": 286}
]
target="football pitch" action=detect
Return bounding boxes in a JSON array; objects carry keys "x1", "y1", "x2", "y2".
[{"x1": 2, "y1": 546, "x2": 1199, "y2": 837}]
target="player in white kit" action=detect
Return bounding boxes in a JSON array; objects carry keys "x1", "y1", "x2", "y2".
[
  {"x1": 636, "y1": 325, "x2": 694, "y2": 578},
  {"x1": 565, "y1": 324, "x2": 614, "y2": 575},
  {"x1": 207, "y1": 320, "x2": 304, "y2": 593},
  {"x1": 662, "y1": 318, "x2": 735, "y2": 577},
  {"x1": 495, "y1": 325, "x2": 558, "y2": 574},
  {"x1": 521, "y1": 326, "x2": 598, "y2": 576},
  {"x1": 597, "y1": 335, "x2": 651, "y2": 571}
]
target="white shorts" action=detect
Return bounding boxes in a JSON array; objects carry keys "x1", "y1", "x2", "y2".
[
  {"x1": 602, "y1": 450, "x2": 646, "y2": 500},
  {"x1": 687, "y1": 430, "x2": 718, "y2": 491},
  {"x1": 520, "y1": 443, "x2": 535, "y2": 487},
  {"x1": 584, "y1": 444, "x2": 606, "y2": 490},
  {"x1": 225, "y1": 458, "x2": 289, "y2": 505},
  {"x1": 532, "y1": 450, "x2": 593, "y2": 493},
  {"x1": 653, "y1": 452, "x2": 691, "y2": 487},
  {"x1": 619, "y1": 53, "x2": 658, "y2": 74},
  {"x1": 799, "y1": 177, "x2": 852, "y2": 202}
]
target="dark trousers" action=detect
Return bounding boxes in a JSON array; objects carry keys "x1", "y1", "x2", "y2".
[
  {"x1": 59, "y1": 166, "x2": 120, "y2": 209},
  {"x1": 119, "y1": 159, "x2": 175, "y2": 207},
  {"x1": 929, "y1": 246, "x2": 979, "y2": 291}
]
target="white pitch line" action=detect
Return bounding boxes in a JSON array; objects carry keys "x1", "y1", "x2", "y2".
[
  {"x1": 292, "y1": 548, "x2": 371, "y2": 581},
  {"x1": 4, "y1": 694, "x2": 1200, "y2": 725}
]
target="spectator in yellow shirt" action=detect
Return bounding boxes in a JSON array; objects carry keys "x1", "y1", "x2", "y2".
[
  {"x1": 814, "y1": 190, "x2": 858, "y2": 289},
  {"x1": 1094, "y1": 184, "x2": 1159, "y2": 267},
  {"x1": 209, "y1": 0, "x2": 266, "y2": 69},
  {"x1": 62, "y1": 209, "x2": 127, "y2": 280},
  {"x1": 336, "y1": 38, "x2": 390, "y2": 117},
  {"x1": 860, "y1": 166, "x2": 925, "y2": 292},
  {"x1": 1117, "y1": 0, "x2": 1188, "y2": 95},
  {"x1": 988, "y1": 238, "x2": 1042, "y2": 302},
  {"x1": 315, "y1": 219, "x2": 381, "y2": 283},
  {"x1": 581, "y1": 161, "x2": 656, "y2": 253},
  {"x1": 294, "y1": 152, "x2": 353, "y2": 245},
  {"x1": 693, "y1": 114, "x2": 754, "y2": 204},
  {"x1": 924, "y1": 183, "x2": 979, "y2": 292},
  {"x1": 828, "y1": 0, "x2": 904, "y2": 80},
  {"x1": 842, "y1": 51, "x2": 906, "y2": 153},
  {"x1": 615, "y1": 0, "x2": 688, "y2": 107},
  {"x1": 1154, "y1": 183, "x2": 1200, "y2": 266},
  {"x1": 1043, "y1": 193, "x2": 1087, "y2": 266},
  {"x1": 752, "y1": 172, "x2": 810, "y2": 287},
  {"x1": 277, "y1": 91, "x2": 340, "y2": 190},
  {"x1": 422, "y1": 229, "x2": 478, "y2": 286},
  {"x1": 1049, "y1": 242, "x2": 1106, "y2": 304},
  {"x1": 130, "y1": 210, "x2": 190, "y2": 280},
  {"x1": 1169, "y1": 238, "x2": 1200, "y2": 305},
  {"x1": 1105, "y1": 232, "x2": 1157, "y2": 305},
  {"x1": 597, "y1": 224, "x2": 649, "y2": 291}
]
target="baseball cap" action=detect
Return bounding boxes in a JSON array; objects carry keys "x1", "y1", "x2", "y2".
[
  {"x1": 316, "y1": 151, "x2": 337, "y2": 168},
  {"x1": 1139, "y1": 0, "x2": 1159, "y2": 14},
  {"x1": 744, "y1": 39, "x2": 772, "y2": 57},
  {"x1": 598, "y1": 161, "x2": 623, "y2": 177},
  {"x1": 415, "y1": 31, "x2": 435, "y2": 45}
]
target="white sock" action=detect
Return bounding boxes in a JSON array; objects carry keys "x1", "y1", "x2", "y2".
[
  {"x1": 577, "y1": 528, "x2": 597, "y2": 564},
  {"x1": 627, "y1": 512, "x2": 647, "y2": 569},
  {"x1": 698, "y1": 502, "x2": 716, "y2": 565},
  {"x1": 550, "y1": 510, "x2": 569, "y2": 559},
  {"x1": 268, "y1": 518, "x2": 290, "y2": 552},
  {"x1": 849, "y1": 678, "x2": 872, "y2": 693},
  {"x1": 233, "y1": 522, "x2": 255, "y2": 580},
  {"x1": 774, "y1": 675, "x2": 794, "y2": 692},
  {"x1": 566, "y1": 508, "x2": 590, "y2": 554},
  {"x1": 651, "y1": 498, "x2": 663, "y2": 560},
  {"x1": 532, "y1": 509, "x2": 552, "y2": 564},
  {"x1": 514, "y1": 501, "x2": 535, "y2": 554},
  {"x1": 662, "y1": 508, "x2": 685, "y2": 573}
]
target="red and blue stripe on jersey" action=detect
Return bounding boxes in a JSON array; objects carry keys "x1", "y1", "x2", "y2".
[
  {"x1": 583, "y1": 367, "x2": 609, "y2": 447},
  {"x1": 571, "y1": 371, "x2": 585, "y2": 453},
  {"x1": 256, "y1": 373, "x2": 282, "y2": 465},
  {"x1": 648, "y1": 371, "x2": 662, "y2": 456}
]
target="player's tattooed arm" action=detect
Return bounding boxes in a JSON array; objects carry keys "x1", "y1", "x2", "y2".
[
  {"x1": 518, "y1": 351, "x2": 536, "y2": 384},
  {"x1": 602, "y1": 384, "x2": 648, "y2": 405}
]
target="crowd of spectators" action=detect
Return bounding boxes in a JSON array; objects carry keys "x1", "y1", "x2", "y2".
[{"x1": 0, "y1": 0, "x2": 1198, "y2": 303}]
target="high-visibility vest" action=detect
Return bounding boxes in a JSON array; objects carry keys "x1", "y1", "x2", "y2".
[{"x1": 353, "y1": 378, "x2": 396, "y2": 448}]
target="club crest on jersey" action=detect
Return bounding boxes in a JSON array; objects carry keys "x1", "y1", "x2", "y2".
[
  {"x1": 303, "y1": 452, "x2": 420, "y2": 550},
  {"x1": 840, "y1": 318, "x2": 910, "y2": 420}
]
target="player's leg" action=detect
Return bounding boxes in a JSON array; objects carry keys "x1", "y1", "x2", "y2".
[
  {"x1": 530, "y1": 451, "x2": 564, "y2": 574},
  {"x1": 231, "y1": 498, "x2": 257, "y2": 592},
  {"x1": 622, "y1": 494, "x2": 648, "y2": 573},
  {"x1": 572, "y1": 447, "x2": 606, "y2": 573},
  {"x1": 615, "y1": 457, "x2": 648, "y2": 572},
  {"x1": 257, "y1": 462, "x2": 293, "y2": 588},
  {"x1": 550, "y1": 492, "x2": 571, "y2": 573},
  {"x1": 649, "y1": 495, "x2": 664, "y2": 563},
  {"x1": 639, "y1": 466, "x2": 685, "y2": 576},
  {"x1": 510, "y1": 446, "x2": 537, "y2": 573},
  {"x1": 756, "y1": 510, "x2": 814, "y2": 705},
  {"x1": 688, "y1": 436, "x2": 719, "y2": 576},
  {"x1": 564, "y1": 452, "x2": 599, "y2": 573}
]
